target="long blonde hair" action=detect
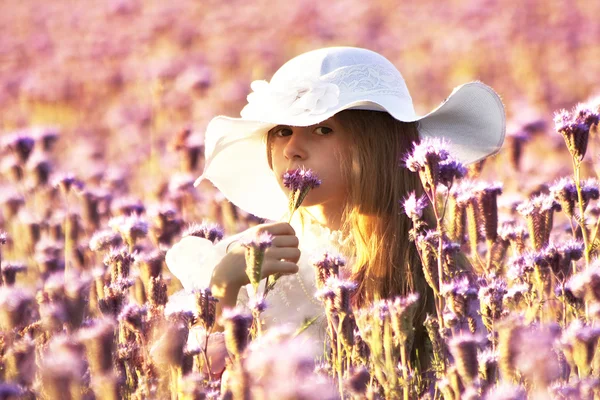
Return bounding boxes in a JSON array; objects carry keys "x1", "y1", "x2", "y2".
[{"x1": 331, "y1": 110, "x2": 432, "y2": 309}]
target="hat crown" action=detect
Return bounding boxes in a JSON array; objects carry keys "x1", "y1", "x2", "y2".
[
  {"x1": 241, "y1": 47, "x2": 417, "y2": 121},
  {"x1": 271, "y1": 47, "x2": 404, "y2": 87}
]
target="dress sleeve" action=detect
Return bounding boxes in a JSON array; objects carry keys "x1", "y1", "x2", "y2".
[
  {"x1": 165, "y1": 234, "x2": 242, "y2": 291},
  {"x1": 164, "y1": 234, "x2": 251, "y2": 316}
]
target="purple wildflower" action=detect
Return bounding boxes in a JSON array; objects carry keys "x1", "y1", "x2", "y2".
[
  {"x1": 402, "y1": 192, "x2": 429, "y2": 220},
  {"x1": 517, "y1": 194, "x2": 561, "y2": 251},
  {"x1": 2, "y1": 133, "x2": 35, "y2": 164},
  {"x1": 581, "y1": 178, "x2": 600, "y2": 210},
  {"x1": 507, "y1": 128, "x2": 532, "y2": 171},
  {"x1": 89, "y1": 229, "x2": 123, "y2": 252},
  {"x1": 0, "y1": 287, "x2": 35, "y2": 330},
  {"x1": 112, "y1": 196, "x2": 145, "y2": 216},
  {"x1": 315, "y1": 286, "x2": 336, "y2": 313},
  {"x1": 1, "y1": 262, "x2": 27, "y2": 286},
  {"x1": 282, "y1": 167, "x2": 322, "y2": 192},
  {"x1": 220, "y1": 307, "x2": 253, "y2": 358},
  {"x1": 448, "y1": 333, "x2": 485, "y2": 385},
  {"x1": 438, "y1": 157, "x2": 467, "y2": 187},
  {"x1": 242, "y1": 232, "x2": 273, "y2": 291},
  {"x1": 554, "y1": 103, "x2": 599, "y2": 161},
  {"x1": 194, "y1": 287, "x2": 219, "y2": 330},
  {"x1": 282, "y1": 167, "x2": 322, "y2": 220},
  {"x1": 108, "y1": 214, "x2": 148, "y2": 247},
  {"x1": 565, "y1": 260, "x2": 600, "y2": 303},
  {"x1": 118, "y1": 303, "x2": 147, "y2": 333},
  {"x1": 388, "y1": 293, "x2": 420, "y2": 345},
  {"x1": 325, "y1": 277, "x2": 358, "y2": 315},
  {"x1": 550, "y1": 177, "x2": 578, "y2": 217},
  {"x1": 31, "y1": 126, "x2": 60, "y2": 151},
  {"x1": 182, "y1": 222, "x2": 224, "y2": 243},
  {"x1": 404, "y1": 137, "x2": 450, "y2": 172},
  {"x1": 479, "y1": 277, "x2": 508, "y2": 329},
  {"x1": 311, "y1": 252, "x2": 345, "y2": 289},
  {"x1": 52, "y1": 173, "x2": 84, "y2": 194},
  {"x1": 403, "y1": 137, "x2": 451, "y2": 191},
  {"x1": 248, "y1": 296, "x2": 267, "y2": 314},
  {"x1": 559, "y1": 239, "x2": 584, "y2": 263},
  {"x1": 441, "y1": 276, "x2": 478, "y2": 319},
  {"x1": 474, "y1": 181, "x2": 503, "y2": 242}
]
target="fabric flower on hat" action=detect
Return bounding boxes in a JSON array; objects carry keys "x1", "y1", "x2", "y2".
[{"x1": 240, "y1": 78, "x2": 340, "y2": 120}]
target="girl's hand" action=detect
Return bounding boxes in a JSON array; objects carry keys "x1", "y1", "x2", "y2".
[{"x1": 209, "y1": 222, "x2": 301, "y2": 296}]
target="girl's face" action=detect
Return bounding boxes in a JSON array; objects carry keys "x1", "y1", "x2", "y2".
[{"x1": 268, "y1": 116, "x2": 351, "y2": 209}]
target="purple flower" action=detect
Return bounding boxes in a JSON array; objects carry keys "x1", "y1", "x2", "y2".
[
  {"x1": 506, "y1": 254, "x2": 535, "y2": 282},
  {"x1": 403, "y1": 137, "x2": 450, "y2": 173},
  {"x1": 52, "y1": 173, "x2": 84, "y2": 194},
  {"x1": 282, "y1": 167, "x2": 322, "y2": 192},
  {"x1": 402, "y1": 192, "x2": 429, "y2": 220},
  {"x1": 89, "y1": 229, "x2": 123, "y2": 252},
  {"x1": 2, "y1": 132, "x2": 35, "y2": 163},
  {"x1": 581, "y1": 178, "x2": 600, "y2": 207},
  {"x1": 474, "y1": 181, "x2": 503, "y2": 241},
  {"x1": 517, "y1": 194, "x2": 561, "y2": 251},
  {"x1": 241, "y1": 231, "x2": 273, "y2": 251},
  {"x1": 220, "y1": 307, "x2": 253, "y2": 357},
  {"x1": 388, "y1": 293, "x2": 420, "y2": 345},
  {"x1": 194, "y1": 287, "x2": 219, "y2": 330},
  {"x1": 112, "y1": 196, "x2": 145, "y2": 216},
  {"x1": 118, "y1": 303, "x2": 147, "y2": 332},
  {"x1": 438, "y1": 158, "x2": 467, "y2": 187},
  {"x1": 441, "y1": 276, "x2": 478, "y2": 298},
  {"x1": 559, "y1": 239, "x2": 584, "y2": 263},
  {"x1": 183, "y1": 222, "x2": 224, "y2": 243},
  {"x1": 108, "y1": 214, "x2": 149, "y2": 246},
  {"x1": 248, "y1": 296, "x2": 267, "y2": 313},
  {"x1": 282, "y1": 167, "x2": 322, "y2": 221},
  {"x1": 311, "y1": 252, "x2": 345, "y2": 289},
  {"x1": 324, "y1": 277, "x2": 357, "y2": 314},
  {"x1": 554, "y1": 103, "x2": 599, "y2": 161},
  {"x1": 242, "y1": 232, "x2": 273, "y2": 291},
  {"x1": 550, "y1": 177, "x2": 578, "y2": 217},
  {"x1": 448, "y1": 333, "x2": 485, "y2": 385}
]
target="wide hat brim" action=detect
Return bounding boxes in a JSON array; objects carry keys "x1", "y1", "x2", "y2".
[{"x1": 195, "y1": 81, "x2": 505, "y2": 221}]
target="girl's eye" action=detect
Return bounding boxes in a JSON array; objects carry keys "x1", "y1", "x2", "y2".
[
  {"x1": 274, "y1": 127, "x2": 293, "y2": 137},
  {"x1": 315, "y1": 126, "x2": 333, "y2": 135}
]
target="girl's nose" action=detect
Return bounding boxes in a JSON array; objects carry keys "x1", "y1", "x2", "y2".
[{"x1": 283, "y1": 130, "x2": 308, "y2": 160}]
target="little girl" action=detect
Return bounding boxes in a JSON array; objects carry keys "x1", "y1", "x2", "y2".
[{"x1": 165, "y1": 46, "x2": 505, "y2": 357}]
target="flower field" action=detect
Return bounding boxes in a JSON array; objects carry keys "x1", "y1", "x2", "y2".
[{"x1": 1, "y1": 0, "x2": 600, "y2": 399}]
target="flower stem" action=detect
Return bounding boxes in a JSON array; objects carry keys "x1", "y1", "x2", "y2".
[{"x1": 573, "y1": 160, "x2": 591, "y2": 268}]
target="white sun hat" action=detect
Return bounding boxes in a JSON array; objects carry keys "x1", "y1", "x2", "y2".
[{"x1": 194, "y1": 46, "x2": 505, "y2": 221}]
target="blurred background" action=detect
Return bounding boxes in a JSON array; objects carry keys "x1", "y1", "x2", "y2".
[{"x1": 0, "y1": 0, "x2": 599, "y2": 232}]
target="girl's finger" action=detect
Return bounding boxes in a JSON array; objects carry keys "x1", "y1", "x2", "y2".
[
  {"x1": 257, "y1": 222, "x2": 296, "y2": 236},
  {"x1": 265, "y1": 247, "x2": 301, "y2": 263},
  {"x1": 262, "y1": 260, "x2": 299, "y2": 276},
  {"x1": 270, "y1": 235, "x2": 299, "y2": 248}
]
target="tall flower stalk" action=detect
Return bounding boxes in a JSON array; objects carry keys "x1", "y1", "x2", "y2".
[
  {"x1": 404, "y1": 137, "x2": 466, "y2": 329},
  {"x1": 554, "y1": 103, "x2": 599, "y2": 267}
]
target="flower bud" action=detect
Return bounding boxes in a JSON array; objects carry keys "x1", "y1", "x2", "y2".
[
  {"x1": 220, "y1": 307, "x2": 253, "y2": 358},
  {"x1": 449, "y1": 334, "x2": 484, "y2": 386}
]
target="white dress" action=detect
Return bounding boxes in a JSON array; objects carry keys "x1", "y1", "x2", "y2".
[{"x1": 164, "y1": 215, "x2": 354, "y2": 350}]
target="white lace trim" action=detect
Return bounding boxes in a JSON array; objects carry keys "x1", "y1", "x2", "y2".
[{"x1": 321, "y1": 63, "x2": 409, "y2": 98}]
